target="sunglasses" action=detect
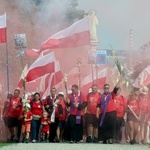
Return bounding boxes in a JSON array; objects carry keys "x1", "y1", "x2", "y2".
[{"x1": 104, "y1": 87, "x2": 109, "y2": 90}]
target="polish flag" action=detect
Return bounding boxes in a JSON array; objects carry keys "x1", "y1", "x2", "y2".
[
  {"x1": 39, "y1": 16, "x2": 90, "y2": 52},
  {"x1": 133, "y1": 65, "x2": 150, "y2": 88},
  {"x1": 81, "y1": 67, "x2": 108, "y2": 94},
  {"x1": 25, "y1": 52, "x2": 55, "y2": 82},
  {"x1": 41, "y1": 61, "x2": 63, "y2": 99},
  {"x1": 26, "y1": 16, "x2": 90, "y2": 56},
  {"x1": 0, "y1": 13, "x2": 6, "y2": 43}
]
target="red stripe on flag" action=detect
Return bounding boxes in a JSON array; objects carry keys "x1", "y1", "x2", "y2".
[
  {"x1": 0, "y1": 28, "x2": 6, "y2": 43},
  {"x1": 40, "y1": 31, "x2": 90, "y2": 51},
  {"x1": 26, "y1": 62, "x2": 55, "y2": 82}
]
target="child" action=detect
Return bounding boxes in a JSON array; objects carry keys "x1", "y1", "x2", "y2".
[
  {"x1": 41, "y1": 111, "x2": 51, "y2": 142},
  {"x1": 20, "y1": 103, "x2": 32, "y2": 143},
  {"x1": 56, "y1": 92, "x2": 67, "y2": 142}
]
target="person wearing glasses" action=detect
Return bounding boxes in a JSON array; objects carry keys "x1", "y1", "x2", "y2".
[{"x1": 96, "y1": 78, "x2": 122, "y2": 144}]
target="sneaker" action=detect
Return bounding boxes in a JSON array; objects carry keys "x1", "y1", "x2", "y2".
[
  {"x1": 25, "y1": 139, "x2": 29, "y2": 143},
  {"x1": 108, "y1": 139, "x2": 113, "y2": 144},
  {"x1": 93, "y1": 137, "x2": 99, "y2": 143},
  {"x1": 86, "y1": 136, "x2": 92, "y2": 143},
  {"x1": 45, "y1": 139, "x2": 49, "y2": 143},
  {"x1": 130, "y1": 140, "x2": 135, "y2": 145},
  {"x1": 70, "y1": 139, "x2": 73, "y2": 143},
  {"x1": 141, "y1": 139, "x2": 146, "y2": 145},
  {"x1": 22, "y1": 138, "x2": 25, "y2": 143},
  {"x1": 32, "y1": 139, "x2": 36, "y2": 143}
]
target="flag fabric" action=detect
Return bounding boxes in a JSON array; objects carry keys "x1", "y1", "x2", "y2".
[
  {"x1": 18, "y1": 64, "x2": 28, "y2": 88},
  {"x1": 26, "y1": 49, "x2": 40, "y2": 57},
  {"x1": 81, "y1": 67, "x2": 108, "y2": 94},
  {"x1": 0, "y1": 13, "x2": 6, "y2": 43},
  {"x1": 26, "y1": 16, "x2": 90, "y2": 56},
  {"x1": 97, "y1": 51, "x2": 107, "y2": 65},
  {"x1": 133, "y1": 65, "x2": 150, "y2": 88},
  {"x1": 25, "y1": 52, "x2": 55, "y2": 82},
  {"x1": 41, "y1": 61, "x2": 63, "y2": 99}
]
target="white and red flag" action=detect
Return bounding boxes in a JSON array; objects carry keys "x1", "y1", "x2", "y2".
[
  {"x1": 26, "y1": 16, "x2": 90, "y2": 56},
  {"x1": 0, "y1": 13, "x2": 6, "y2": 43},
  {"x1": 25, "y1": 52, "x2": 55, "y2": 82},
  {"x1": 133, "y1": 65, "x2": 150, "y2": 88},
  {"x1": 41, "y1": 61, "x2": 63, "y2": 99},
  {"x1": 81, "y1": 67, "x2": 108, "y2": 94}
]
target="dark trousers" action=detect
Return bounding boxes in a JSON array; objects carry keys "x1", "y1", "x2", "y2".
[
  {"x1": 114, "y1": 117, "x2": 125, "y2": 141},
  {"x1": 31, "y1": 119, "x2": 41, "y2": 140},
  {"x1": 67, "y1": 115, "x2": 83, "y2": 141},
  {"x1": 49, "y1": 117, "x2": 59, "y2": 142}
]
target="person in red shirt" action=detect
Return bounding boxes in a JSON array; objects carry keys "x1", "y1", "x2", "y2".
[
  {"x1": 19, "y1": 103, "x2": 32, "y2": 143},
  {"x1": 138, "y1": 86, "x2": 149, "y2": 144},
  {"x1": 56, "y1": 92, "x2": 67, "y2": 142},
  {"x1": 96, "y1": 78, "x2": 122, "y2": 144},
  {"x1": 7, "y1": 89, "x2": 23, "y2": 142},
  {"x1": 85, "y1": 84, "x2": 100, "y2": 143},
  {"x1": 113, "y1": 87, "x2": 126, "y2": 143},
  {"x1": 41, "y1": 111, "x2": 51, "y2": 143},
  {"x1": 2, "y1": 94, "x2": 12, "y2": 142},
  {"x1": 126, "y1": 91, "x2": 140, "y2": 145},
  {"x1": 43, "y1": 87, "x2": 59, "y2": 142},
  {"x1": 30, "y1": 92, "x2": 45, "y2": 143},
  {"x1": 66, "y1": 84, "x2": 87, "y2": 143}
]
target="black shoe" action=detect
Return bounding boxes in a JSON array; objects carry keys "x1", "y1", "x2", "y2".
[
  {"x1": 93, "y1": 137, "x2": 99, "y2": 143},
  {"x1": 9, "y1": 135, "x2": 15, "y2": 143},
  {"x1": 103, "y1": 140, "x2": 107, "y2": 144},
  {"x1": 86, "y1": 136, "x2": 92, "y2": 143},
  {"x1": 25, "y1": 139, "x2": 29, "y2": 143},
  {"x1": 130, "y1": 140, "x2": 135, "y2": 145}
]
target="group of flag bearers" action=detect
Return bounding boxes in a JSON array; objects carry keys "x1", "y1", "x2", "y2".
[{"x1": 2, "y1": 76, "x2": 150, "y2": 145}]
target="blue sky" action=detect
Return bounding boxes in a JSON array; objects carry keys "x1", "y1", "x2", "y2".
[{"x1": 78, "y1": 0, "x2": 150, "y2": 51}]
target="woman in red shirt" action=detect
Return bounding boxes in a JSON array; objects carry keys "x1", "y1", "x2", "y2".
[
  {"x1": 126, "y1": 91, "x2": 140, "y2": 145},
  {"x1": 30, "y1": 92, "x2": 45, "y2": 143}
]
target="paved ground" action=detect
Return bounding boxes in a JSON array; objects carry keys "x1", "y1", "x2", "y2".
[{"x1": 1, "y1": 143, "x2": 150, "y2": 150}]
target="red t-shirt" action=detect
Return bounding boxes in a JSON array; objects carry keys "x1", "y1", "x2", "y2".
[
  {"x1": 69, "y1": 92, "x2": 87, "y2": 116},
  {"x1": 31, "y1": 101, "x2": 43, "y2": 117},
  {"x1": 114, "y1": 95, "x2": 126, "y2": 117},
  {"x1": 21, "y1": 111, "x2": 33, "y2": 125},
  {"x1": 127, "y1": 99, "x2": 140, "y2": 115},
  {"x1": 99, "y1": 92, "x2": 116, "y2": 113},
  {"x1": 41, "y1": 117, "x2": 50, "y2": 133},
  {"x1": 44, "y1": 96, "x2": 59, "y2": 118},
  {"x1": 58, "y1": 100, "x2": 67, "y2": 121},
  {"x1": 3, "y1": 100, "x2": 10, "y2": 117},
  {"x1": 138, "y1": 94, "x2": 149, "y2": 114},
  {"x1": 86, "y1": 92, "x2": 100, "y2": 115},
  {"x1": 7, "y1": 97, "x2": 22, "y2": 118}
]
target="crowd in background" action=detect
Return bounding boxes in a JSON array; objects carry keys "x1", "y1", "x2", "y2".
[{"x1": 1, "y1": 78, "x2": 150, "y2": 145}]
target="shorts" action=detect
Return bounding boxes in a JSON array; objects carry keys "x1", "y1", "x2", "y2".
[
  {"x1": 3, "y1": 116, "x2": 8, "y2": 127},
  {"x1": 7, "y1": 117, "x2": 19, "y2": 128},
  {"x1": 84, "y1": 113, "x2": 99, "y2": 127},
  {"x1": 22, "y1": 124, "x2": 31, "y2": 133},
  {"x1": 127, "y1": 113, "x2": 139, "y2": 122},
  {"x1": 58, "y1": 120, "x2": 66, "y2": 129},
  {"x1": 41, "y1": 126, "x2": 49, "y2": 133}
]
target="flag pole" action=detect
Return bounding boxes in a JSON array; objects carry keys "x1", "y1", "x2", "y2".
[
  {"x1": 6, "y1": 42, "x2": 10, "y2": 94},
  {"x1": 5, "y1": 13, "x2": 10, "y2": 94}
]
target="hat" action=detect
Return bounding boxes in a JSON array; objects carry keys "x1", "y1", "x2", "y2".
[
  {"x1": 25, "y1": 103, "x2": 31, "y2": 109},
  {"x1": 139, "y1": 86, "x2": 149, "y2": 95},
  {"x1": 58, "y1": 92, "x2": 64, "y2": 96}
]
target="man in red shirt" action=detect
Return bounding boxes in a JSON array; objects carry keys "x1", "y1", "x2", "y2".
[
  {"x1": 113, "y1": 87, "x2": 126, "y2": 143},
  {"x1": 7, "y1": 89, "x2": 23, "y2": 142},
  {"x1": 66, "y1": 84, "x2": 87, "y2": 143},
  {"x1": 97, "y1": 78, "x2": 122, "y2": 144},
  {"x1": 85, "y1": 85, "x2": 100, "y2": 143}
]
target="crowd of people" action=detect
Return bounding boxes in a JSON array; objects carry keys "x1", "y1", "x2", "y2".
[{"x1": 1, "y1": 78, "x2": 150, "y2": 145}]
